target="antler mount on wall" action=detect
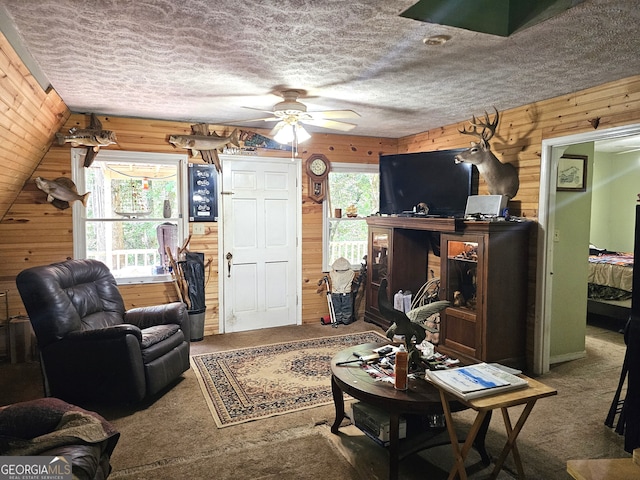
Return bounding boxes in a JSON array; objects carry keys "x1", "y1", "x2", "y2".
[{"x1": 454, "y1": 108, "x2": 519, "y2": 199}]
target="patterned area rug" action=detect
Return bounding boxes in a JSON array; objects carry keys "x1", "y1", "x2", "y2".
[{"x1": 190, "y1": 331, "x2": 387, "y2": 427}]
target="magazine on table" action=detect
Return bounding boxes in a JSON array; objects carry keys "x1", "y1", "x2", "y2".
[{"x1": 425, "y1": 362, "x2": 528, "y2": 400}]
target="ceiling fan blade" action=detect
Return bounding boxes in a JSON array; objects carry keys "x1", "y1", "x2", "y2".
[
  {"x1": 241, "y1": 106, "x2": 276, "y2": 114},
  {"x1": 308, "y1": 110, "x2": 360, "y2": 119},
  {"x1": 223, "y1": 105, "x2": 285, "y2": 124},
  {"x1": 300, "y1": 118, "x2": 357, "y2": 131},
  {"x1": 225, "y1": 116, "x2": 279, "y2": 124}
]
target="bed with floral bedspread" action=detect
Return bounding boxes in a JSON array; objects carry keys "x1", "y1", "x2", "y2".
[{"x1": 588, "y1": 252, "x2": 633, "y2": 301}]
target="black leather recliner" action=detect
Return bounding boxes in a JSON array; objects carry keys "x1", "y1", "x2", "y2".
[{"x1": 16, "y1": 259, "x2": 190, "y2": 404}]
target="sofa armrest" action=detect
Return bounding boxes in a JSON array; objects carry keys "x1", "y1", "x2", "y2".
[
  {"x1": 43, "y1": 443, "x2": 108, "y2": 480},
  {"x1": 66, "y1": 324, "x2": 142, "y2": 343},
  {"x1": 124, "y1": 302, "x2": 188, "y2": 330},
  {"x1": 0, "y1": 398, "x2": 120, "y2": 463}
]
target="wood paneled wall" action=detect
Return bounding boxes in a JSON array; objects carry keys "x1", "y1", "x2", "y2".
[
  {"x1": 398, "y1": 77, "x2": 640, "y2": 216},
  {"x1": 298, "y1": 135, "x2": 397, "y2": 331},
  {"x1": 0, "y1": 33, "x2": 69, "y2": 219},
  {"x1": 1, "y1": 26, "x2": 639, "y2": 349},
  {"x1": 0, "y1": 110, "x2": 398, "y2": 336},
  {"x1": 398, "y1": 75, "x2": 640, "y2": 366},
  {"x1": 0, "y1": 31, "x2": 69, "y2": 312}
]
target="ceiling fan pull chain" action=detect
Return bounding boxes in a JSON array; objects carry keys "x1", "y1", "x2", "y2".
[{"x1": 293, "y1": 127, "x2": 298, "y2": 160}]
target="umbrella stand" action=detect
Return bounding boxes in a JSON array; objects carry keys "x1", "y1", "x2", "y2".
[{"x1": 179, "y1": 252, "x2": 206, "y2": 341}]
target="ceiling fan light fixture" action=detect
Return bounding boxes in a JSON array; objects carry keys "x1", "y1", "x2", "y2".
[
  {"x1": 273, "y1": 125, "x2": 293, "y2": 144},
  {"x1": 273, "y1": 123, "x2": 311, "y2": 145},
  {"x1": 233, "y1": 88, "x2": 359, "y2": 136},
  {"x1": 274, "y1": 108, "x2": 306, "y2": 119},
  {"x1": 296, "y1": 124, "x2": 311, "y2": 143},
  {"x1": 273, "y1": 90, "x2": 307, "y2": 115}
]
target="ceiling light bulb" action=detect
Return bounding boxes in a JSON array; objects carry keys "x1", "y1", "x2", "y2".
[
  {"x1": 295, "y1": 125, "x2": 311, "y2": 143},
  {"x1": 274, "y1": 124, "x2": 295, "y2": 144}
]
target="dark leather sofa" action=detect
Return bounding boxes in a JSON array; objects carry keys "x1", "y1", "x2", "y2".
[
  {"x1": 16, "y1": 259, "x2": 190, "y2": 404},
  {"x1": 0, "y1": 397, "x2": 120, "y2": 480}
]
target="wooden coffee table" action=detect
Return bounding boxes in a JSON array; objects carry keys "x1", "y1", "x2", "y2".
[{"x1": 330, "y1": 342, "x2": 490, "y2": 480}]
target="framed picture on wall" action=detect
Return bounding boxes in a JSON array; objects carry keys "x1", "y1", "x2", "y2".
[
  {"x1": 557, "y1": 154, "x2": 587, "y2": 192},
  {"x1": 188, "y1": 163, "x2": 218, "y2": 221}
]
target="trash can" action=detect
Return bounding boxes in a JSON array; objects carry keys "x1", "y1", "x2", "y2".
[{"x1": 188, "y1": 307, "x2": 206, "y2": 342}]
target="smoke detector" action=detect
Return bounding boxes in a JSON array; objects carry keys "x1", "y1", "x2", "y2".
[{"x1": 423, "y1": 34, "x2": 451, "y2": 46}]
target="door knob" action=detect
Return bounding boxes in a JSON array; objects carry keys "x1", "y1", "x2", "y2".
[{"x1": 226, "y1": 252, "x2": 233, "y2": 277}]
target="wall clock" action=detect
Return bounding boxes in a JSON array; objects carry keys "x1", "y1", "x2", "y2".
[{"x1": 306, "y1": 154, "x2": 330, "y2": 203}]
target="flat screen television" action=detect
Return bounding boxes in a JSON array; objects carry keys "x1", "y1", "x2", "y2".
[{"x1": 379, "y1": 149, "x2": 478, "y2": 218}]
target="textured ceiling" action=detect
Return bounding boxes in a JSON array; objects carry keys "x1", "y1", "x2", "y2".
[{"x1": 2, "y1": 0, "x2": 640, "y2": 140}]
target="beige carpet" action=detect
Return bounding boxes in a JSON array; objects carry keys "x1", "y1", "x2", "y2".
[
  {"x1": 191, "y1": 331, "x2": 387, "y2": 427},
  {"x1": 109, "y1": 427, "x2": 363, "y2": 480},
  {"x1": 0, "y1": 321, "x2": 631, "y2": 479}
]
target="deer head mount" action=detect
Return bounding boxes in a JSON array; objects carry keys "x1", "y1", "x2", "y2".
[{"x1": 454, "y1": 108, "x2": 519, "y2": 199}]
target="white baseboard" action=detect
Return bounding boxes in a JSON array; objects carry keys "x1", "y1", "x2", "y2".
[{"x1": 549, "y1": 350, "x2": 586, "y2": 365}]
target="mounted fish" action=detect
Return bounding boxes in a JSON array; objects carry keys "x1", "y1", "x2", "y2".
[
  {"x1": 168, "y1": 125, "x2": 239, "y2": 172},
  {"x1": 55, "y1": 113, "x2": 117, "y2": 167},
  {"x1": 35, "y1": 176, "x2": 90, "y2": 210}
]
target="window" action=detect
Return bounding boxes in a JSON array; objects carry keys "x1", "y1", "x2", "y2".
[
  {"x1": 72, "y1": 149, "x2": 189, "y2": 283},
  {"x1": 323, "y1": 163, "x2": 379, "y2": 271}
]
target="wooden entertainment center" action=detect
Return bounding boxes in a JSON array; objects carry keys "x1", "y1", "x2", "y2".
[{"x1": 365, "y1": 215, "x2": 531, "y2": 368}]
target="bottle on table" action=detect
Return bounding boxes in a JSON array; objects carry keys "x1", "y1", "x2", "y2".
[{"x1": 394, "y1": 343, "x2": 408, "y2": 390}]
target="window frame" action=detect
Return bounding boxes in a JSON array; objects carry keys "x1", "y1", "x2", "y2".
[
  {"x1": 322, "y1": 162, "x2": 379, "y2": 272},
  {"x1": 72, "y1": 148, "x2": 189, "y2": 284}
]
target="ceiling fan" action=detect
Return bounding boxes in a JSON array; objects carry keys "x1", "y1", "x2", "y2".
[{"x1": 231, "y1": 89, "x2": 360, "y2": 144}]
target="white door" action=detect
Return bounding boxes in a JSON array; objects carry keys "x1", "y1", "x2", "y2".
[{"x1": 221, "y1": 155, "x2": 300, "y2": 332}]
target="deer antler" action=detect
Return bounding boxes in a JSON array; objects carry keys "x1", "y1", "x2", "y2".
[{"x1": 458, "y1": 107, "x2": 499, "y2": 144}]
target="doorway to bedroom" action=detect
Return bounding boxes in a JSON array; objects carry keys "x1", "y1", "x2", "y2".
[
  {"x1": 585, "y1": 138, "x2": 637, "y2": 333},
  {"x1": 535, "y1": 124, "x2": 640, "y2": 374}
]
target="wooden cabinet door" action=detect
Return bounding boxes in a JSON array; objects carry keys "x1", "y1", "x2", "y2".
[
  {"x1": 365, "y1": 227, "x2": 391, "y2": 327},
  {"x1": 364, "y1": 225, "x2": 431, "y2": 329},
  {"x1": 439, "y1": 233, "x2": 485, "y2": 361}
]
